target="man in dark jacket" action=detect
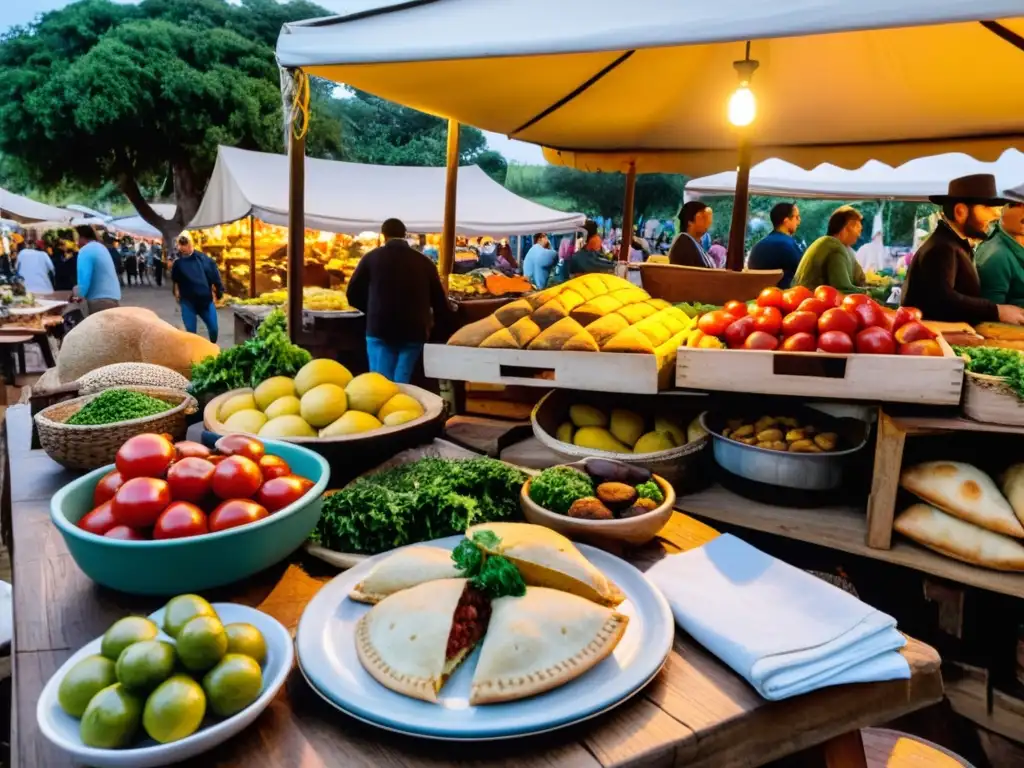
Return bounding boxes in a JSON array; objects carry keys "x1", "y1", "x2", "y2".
[
  {"x1": 903, "y1": 174, "x2": 1024, "y2": 325},
  {"x1": 346, "y1": 218, "x2": 450, "y2": 383},
  {"x1": 668, "y1": 201, "x2": 714, "y2": 268},
  {"x1": 171, "y1": 233, "x2": 224, "y2": 342}
]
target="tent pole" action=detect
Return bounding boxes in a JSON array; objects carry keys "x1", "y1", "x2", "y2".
[
  {"x1": 248, "y1": 214, "x2": 256, "y2": 299},
  {"x1": 726, "y1": 135, "x2": 752, "y2": 271},
  {"x1": 286, "y1": 101, "x2": 306, "y2": 342},
  {"x1": 439, "y1": 118, "x2": 460, "y2": 292},
  {"x1": 618, "y1": 160, "x2": 637, "y2": 262}
]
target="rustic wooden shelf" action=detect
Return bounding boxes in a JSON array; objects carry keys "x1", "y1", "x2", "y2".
[
  {"x1": 678, "y1": 485, "x2": 1024, "y2": 599},
  {"x1": 889, "y1": 414, "x2": 1024, "y2": 437}
]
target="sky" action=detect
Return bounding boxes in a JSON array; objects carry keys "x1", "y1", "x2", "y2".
[{"x1": 6, "y1": 0, "x2": 547, "y2": 165}]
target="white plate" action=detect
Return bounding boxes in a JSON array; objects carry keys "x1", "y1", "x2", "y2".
[
  {"x1": 37, "y1": 603, "x2": 293, "y2": 768},
  {"x1": 296, "y1": 535, "x2": 674, "y2": 740}
]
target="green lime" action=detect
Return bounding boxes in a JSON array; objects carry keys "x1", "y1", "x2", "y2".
[
  {"x1": 202, "y1": 654, "x2": 263, "y2": 717},
  {"x1": 162, "y1": 594, "x2": 217, "y2": 639},
  {"x1": 79, "y1": 683, "x2": 142, "y2": 748},
  {"x1": 100, "y1": 617, "x2": 159, "y2": 661},
  {"x1": 115, "y1": 639, "x2": 176, "y2": 694},
  {"x1": 143, "y1": 675, "x2": 206, "y2": 744},
  {"x1": 175, "y1": 616, "x2": 227, "y2": 672},
  {"x1": 58, "y1": 655, "x2": 117, "y2": 718},
  {"x1": 224, "y1": 623, "x2": 267, "y2": 665}
]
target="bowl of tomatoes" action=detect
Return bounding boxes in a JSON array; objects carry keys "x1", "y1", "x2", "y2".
[{"x1": 50, "y1": 433, "x2": 331, "y2": 595}]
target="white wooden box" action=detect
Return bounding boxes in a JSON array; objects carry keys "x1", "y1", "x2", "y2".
[
  {"x1": 423, "y1": 344, "x2": 663, "y2": 394},
  {"x1": 674, "y1": 337, "x2": 964, "y2": 405}
]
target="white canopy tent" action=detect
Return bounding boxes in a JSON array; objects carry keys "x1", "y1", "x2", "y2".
[
  {"x1": 0, "y1": 187, "x2": 74, "y2": 224},
  {"x1": 189, "y1": 146, "x2": 585, "y2": 236},
  {"x1": 108, "y1": 204, "x2": 176, "y2": 240},
  {"x1": 685, "y1": 150, "x2": 1024, "y2": 201}
]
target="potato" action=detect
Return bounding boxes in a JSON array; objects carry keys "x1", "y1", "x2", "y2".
[
  {"x1": 733, "y1": 424, "x2": 754, "y2": 438},
  {"x1": 754, "y1": 416, "x2": 777, "y2": 433},
  {"x1": 771, "y1": 440, "x2": 789, "y2": 451},
  {"x1": 721, "y1": 428, "x2": 733, "y2": 439},
  {"x1": 777, "y1": 416, "x2": 799, "y2": 428},
  {"x1": 789, "y1": 439, "x2": 823, "y2": 453},
  {"x1": 785, "y1": 429, "x2": 806, "y2": 442},
  {"x1": 814, "y1": 432, "x2": 838, "y2": 451},
  {"x1": 756, "y1": 428, "x2": 784, "y2": 443},
  {"x1": 738, "y1": 437, "x2": 757, "y2": 445}
]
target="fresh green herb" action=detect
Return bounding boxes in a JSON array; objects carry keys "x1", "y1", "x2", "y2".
[
  {"x1": 470, "y1": 529, "x2": 501, "y2": 550},
  {"x1": 188, "y1": 310, "x2": 311, "y2": 399},
  {"x1": 675, "y1": 301, "x2": 721, "y2": 318},
  {"x1": 312, "y1": 458, "x2": 528, "y2": 554},
  {"x1": 67, "y1": 389, "x2": 172, "y2": 425},
  {"x1": 528, "y1": 466, "x2": 594, "y2": 515},
  {"x1": 452, "y1": 533, "x2": 526, "y2": 599},
  {"x1": 635, "y1": 480, "x2": 664, "y2": 504},
  {"x1": 954, "y1": 345, "x2": 1024, "y2": 401},
  {"x1": 451, "y1": 539, "x2": 484, "y2": 574}
]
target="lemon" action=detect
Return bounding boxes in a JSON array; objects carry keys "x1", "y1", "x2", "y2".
[
  {"x1": 219, "y1": 393, "x2": 256, "y2": 422},
  {"x1": 377, "y1": 393, "x2": 423, "y2": 421},
  {"x1": 320, "y1": 410, "x2": 382, "y2": 437},
  {"x1": 569, "y1": 404, "x2": 607, "y2": 428},
  {"x1": 253, "y1": 377, "x2": 296, "y2": 411},
  {"x1": 634, "y1": 431, "x2": 677, "y2": 454},
  {"x1": 294, "y1": 359, "x2": 352, "y2": 396},
  {"x1": 383, "y1": 410, "x2": 421, "y2": 427},
  {"x1": 264, "y1": 395, "x2": 301, "y2": 420},
  {"x1": 223, "y1": 409, "x2": 267, "y2": 434},
  {"x1": 259, "y1": 415, "x2": 317, "y2": 438},
  {"x1": 345, "y1": 373, "x2": 399, "y2": 415},
  {"x1": 300, "y1": 383, "x2": 348, "y2": 428}
]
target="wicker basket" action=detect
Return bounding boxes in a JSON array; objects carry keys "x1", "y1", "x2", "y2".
[
  {"x1": 34, "y1": 386, "x2": 198, "y2": 470},
  {"x1": 963, "y1": 371, "x2": 1024, "y2": 426}
]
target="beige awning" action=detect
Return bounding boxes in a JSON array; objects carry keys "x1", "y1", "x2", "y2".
[{"x1": 0, "y1": 187, "x2": 74, "y2": 224}]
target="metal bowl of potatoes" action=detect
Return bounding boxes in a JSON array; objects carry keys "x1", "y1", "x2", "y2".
[{"x1": 699, "y1": 407, "x2": 869, "y2": 490}]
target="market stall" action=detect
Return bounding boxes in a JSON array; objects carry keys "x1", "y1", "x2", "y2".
[{"x1": 0, "y1": 187, "x2": 74, "y2": 225}]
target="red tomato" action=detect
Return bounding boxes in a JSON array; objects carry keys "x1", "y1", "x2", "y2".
[
  {"x1": 781, "y1": 286, "x2": 813, "y2": 314},
  {"x1": 841, "y1": 293, "x2": 871, "y2": 313},
  {"x1": 115, "y1": 434, "x2": 175, "y2": 480},
  {"x1": 900, "y1": 339, "x2": 943, "y2": 356},
  {"x1": 723, "y1": 315, "x2": 755, "y2": 348},
  {"x1": 258, "y1": 455, "x2": 292, "y2": 481},
  {"x1": 724, "y1": 300, "x2": 748, "y2": 319},
  {"x1": 818, "y1": 308, "x2": 858, "y2": 336},
  {"x1": 697, "y1": 310, "x2": 735, "y2": 338},
  {"x1": 781, "y1": 332, "x2": 817, "y2": 352},
  {"x1": 294, "y1": 476, "x2": 314, "y2": 493},
  {"x1": 256, "y1": 475, "x2": 310, "y2": 513},
  {"x1": 104, "y1": 525, "x2": 145, "y2": 541},
  {"x1": 111, "y1": 477, "x2": 171, "y2": 528},
  {"x1": 852, "y1": 301, "x2": 886, "y2": 330},
  {"x1": 153, "y1": 501, "x2": 208, "y2": 540},
  {"x1": 214, "y1": 434, "x2": 266, "y2": 463},
  {"x1": 78, "y1": 501, "x2": 118, "y2": 536},
  {"x1": 814, "y1": 285, "x2": 842, "y2": 307},
  {"x1": 174, "y1": 441, "x2": 212, "y2": 460},
  {"x1": 752, "y1": 306, "x2": 782, "y2": 335},
  {"x1": 818, "y1": 330, "x2": 854, "y2": 354},
  {"x1": 756, "y1": 287, "x2": 785, "y2": 309},
  {"x1": 780, "y1": 311, "x2": 817, "y2": 337},
  {"x1": 891, "y1": 306, "x2": 924, "y2": 332},
  {"x1": 166, "y1": 457, "x2": 216, "y2": 503},
  {"x1": 211, "y1": 456, "x2": 263, "y2": 500},
  {"x1": 894, "y1": 320, "x2": 937, "y2": 345},
  {"x1": 743, "y1": 331, "x2": 779, "y2": 350},
  {"x1": 795, "y1": 297, "x2": 829, "y2": 317},
  {"x1": 209, "y1": 499, "x2": 269, "y2": 532},
  {"x1": 855, "y1": 326, "x2": 896, "y2": 355},
  {"x1": 208, "y1": 455, "x2": 228, "y2": 465},
  {"x1": 93, "y1": 470, "x2": 125, "y2": 506}
]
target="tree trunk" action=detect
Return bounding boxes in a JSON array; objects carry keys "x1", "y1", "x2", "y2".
[{"x1": 114, "y1": 156, "x2": 203, "y2": 254}]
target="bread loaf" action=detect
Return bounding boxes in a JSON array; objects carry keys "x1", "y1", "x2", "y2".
[
  {"x1": 895, "y1": 503, "x2": 1024, "y2": 571},
  {"x1": 900, "y1": 461, "x2": 1024, "y2": 537}
]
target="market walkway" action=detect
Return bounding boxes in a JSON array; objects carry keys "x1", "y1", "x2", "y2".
[{"x1": 118, "y1": 283, "x2": 236, "y2": 348}]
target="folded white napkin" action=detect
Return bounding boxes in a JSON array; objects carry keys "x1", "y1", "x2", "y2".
[{"x1": 646, "y1": 534, "x2": 910, "y2": 700}]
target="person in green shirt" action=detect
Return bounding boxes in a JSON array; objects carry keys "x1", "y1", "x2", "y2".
[
  {"x1": 976, "y1": 202, "x2": 1024, "y2": 307},
  {"x1": 792, "y1": 206, "x2": 868, "y2": 294}
]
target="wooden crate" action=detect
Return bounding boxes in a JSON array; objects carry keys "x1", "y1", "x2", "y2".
[
  {"x1": 675, "y1": 337, "x2": 963, "y2": 405},
  {"x1": 424, "y1": 344, "x2": 665, "y2": 394}
]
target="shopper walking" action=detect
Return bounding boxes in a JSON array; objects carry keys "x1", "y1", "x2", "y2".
[
  {"x1": 171, "y1": 233, "x2": 224, "y2": 342},
  {"x1": 74, "y1": 226, "x2": 121, "y2": 314}
]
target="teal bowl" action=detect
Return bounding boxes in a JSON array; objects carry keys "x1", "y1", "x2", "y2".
[{"x1": 50, "y1": 439, "x2": 330, "y2": 595}]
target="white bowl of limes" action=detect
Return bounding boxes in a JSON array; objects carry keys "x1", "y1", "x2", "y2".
[{"x1": 36, "y1": 598, "x2": 293, "y2": 768}]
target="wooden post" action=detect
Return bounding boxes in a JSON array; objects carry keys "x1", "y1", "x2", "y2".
[
  {"x1": 865, "y1": 409, "x2": 907, "y2": 550},
  {"x1": 248, "y1": 214, "x2": 257, "y2": 299},
  {"x1": 726, "y1": 134, "x2": 752, "y2": 271},
  {"x1": 439, "y1": 118, "x2": 460, "y2": 291},
  {"x1": 286, "y1": 91, "x2": 306, "y2": 342},
  {"x1": 618, "y1": 160, "x2": 637, "y2": 262}
]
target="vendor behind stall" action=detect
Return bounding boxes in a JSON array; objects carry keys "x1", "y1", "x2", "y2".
[
  {"x1": 668, "y1": 202, "x2": 715, "y2": 268},
  {"x1": 902, "y1": 175, "x2": 1024, "y2": 325},
  {"x1": 792, "y1": 206, "x2": 867, "y2": 294},
  {"x1": 976, "y1": 202, "x2": 1024, "y2": 308},
  {"x1": 522, "y1": 233, "x2": 557, "y2": 288},
  {"x1": 569, "y1": 220, "x2": 615, "y2": 275}
]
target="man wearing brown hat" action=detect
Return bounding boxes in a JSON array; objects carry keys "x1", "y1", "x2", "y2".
[{"x1": 902, "y1": 174, "x2": 1024, "y2": 325}]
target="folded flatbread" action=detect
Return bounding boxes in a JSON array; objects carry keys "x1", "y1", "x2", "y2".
[
  {"x1": 1000, "y1": 463, "x2": 1024, "y2": 528},
  {"x1": 900, "y1": 461, "x2": 1024, "y2": 538},
  {"x1": 895, "y1": 503, "x2": 1024, "y2": 572},
  {"x1": 355, "y1": 578, "x2": 491, "y2": 702},
  {"x1": 349, "y1": 546, "x2": 460, "y2": 604},
  {"x1": 466, "y1": 522, "x2": 625, "y2": 606},
  {"x1": 470, "y1": 587, "x2": 627, "y2": 704}
]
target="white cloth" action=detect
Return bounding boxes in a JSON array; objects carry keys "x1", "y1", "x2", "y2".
[
  {"x1": 16, "y1": 248, "x2": 54, "y2": 293},
  {"x1": 646, "y1": 534, "x2": 910, "y2": 700}
]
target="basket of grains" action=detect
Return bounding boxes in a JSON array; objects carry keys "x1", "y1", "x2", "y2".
[{"x1": 34, "y1": 386, "x2": 198, "y2": 470}]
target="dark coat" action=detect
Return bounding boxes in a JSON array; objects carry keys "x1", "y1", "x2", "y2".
[{"x1": 901, "y1": 220, "x2": 999, "y2": 324}]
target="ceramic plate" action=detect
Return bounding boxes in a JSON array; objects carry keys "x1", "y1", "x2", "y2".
[
  {"x1": 37, "y1": 603, "x2": 293, "y2": 768},
  {"x1": 296, "y1": 535, "x2": 674, "y2": 740}
]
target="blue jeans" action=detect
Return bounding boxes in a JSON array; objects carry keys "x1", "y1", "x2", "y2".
[
  {"x1": 181, "y1": 299, "x2": 219, "y2": 343},
  {"x1": 366, "y1": 337, "x2": 422, "y2": 384}
]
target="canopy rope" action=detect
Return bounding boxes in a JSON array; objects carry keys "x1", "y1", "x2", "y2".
[{"x1": 289, "y1": 69, "x2": 311, "y2": 141}]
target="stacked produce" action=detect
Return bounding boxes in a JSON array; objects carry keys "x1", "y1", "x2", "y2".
[
  {"x1": 895, "y1": 461, "x2": 1024, "y2": 572},
  {"x1": 78, "y1": 433, "x2": 314, "y2": 541},
  {"x1": 528, "y1": 462, "x2": 665, "y2": 521},
  {"x1": 216, "y1": 359, "x2": 424, "y2": 438},
  {"x1": 448, "y1": 271, "x2": 533, "y2": 298},
  {"x1": 67, "y1": 390, "x2": 173, "y2": 426},
  {"x1": 974, "y1": 322, "x2": 1024, "y2": 351},
  {"x1": 57, "y1": 594, "x2": 267, "y2": 747},
  {"x1": 227, "y1": 287, "x2": 351, "y2": 311},
  {"x1": 689, "y1": 286, "x2": 937, "y2": 355},
  {"x1": 713, "y1": 414, "x2": 840, "y2": 453},
  {"x1": 554, "y1": 403, "x2": 705, "y2": 454},
  {"x1": 955, "y1": 346, "x2": 1024, "y2": 400}
]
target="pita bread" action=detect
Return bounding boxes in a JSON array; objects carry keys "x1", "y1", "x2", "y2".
[
  {"x1": 895, "y1": 504, "x2": 1024, "y2": 572},
  {"x1": 1000, "y1": 463, "x2": 1024, "y2": 527},
  {"x1": 900, "y1": 461, "x2": 1024, "y2": 538},
  {"x1": 470, "y1": 587, "x2": 628, "y2": 705},
  {"x1": 466, "y1": 522, "x2": 625, "y2": 606},
  {"x1": 355, "y1": 579, "x2": 478, "y2": 702},
  {"x1": 349, "y1": 546, "x2": 460, "y2": 604}
]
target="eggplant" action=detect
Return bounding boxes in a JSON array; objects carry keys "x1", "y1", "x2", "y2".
[{"x1": 567, "y1": 458, "x2": 651, "y2": 485}]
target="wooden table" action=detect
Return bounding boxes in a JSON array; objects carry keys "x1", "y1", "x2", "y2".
[{"x1": 7, "y1": 405, "x2": 944, "y2": 768}]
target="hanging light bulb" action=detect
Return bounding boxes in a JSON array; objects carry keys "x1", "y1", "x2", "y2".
[{"x1": 728, "y1": 42, "x2": 759, "y2": 128}]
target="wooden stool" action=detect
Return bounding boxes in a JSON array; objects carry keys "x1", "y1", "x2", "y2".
[
  {"x1": 0, "y1": 336, "x2": 33, "y2": 385},
  {"x1": 860, "y1": 727, "x2": 972, "y2": 767}
]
